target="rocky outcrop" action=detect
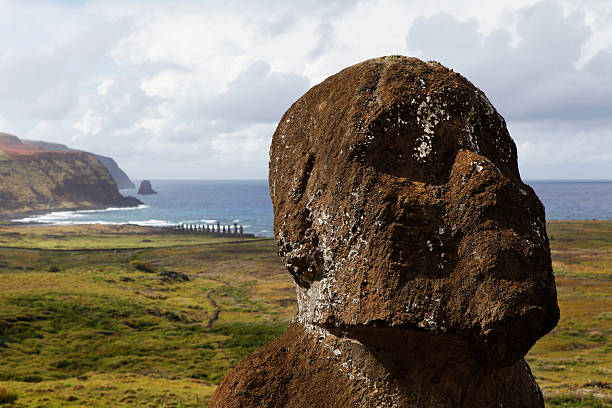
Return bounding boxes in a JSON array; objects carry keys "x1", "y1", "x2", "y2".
[
  {"x1": 137, "y1": 180, "x2": 157, "y2": 195},
  {"x1": 22, "y1": 139, "x2": 135, "y2": 189},
  {"x1": 210, "y1": 56, "x2": 559, "y2": 407},
  {"x1": 0, "y1": 134, "x2": 141, "y2": 217}
]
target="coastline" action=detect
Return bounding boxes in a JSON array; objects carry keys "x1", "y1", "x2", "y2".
[{"x1": 0, "y1": 202, "x2": 145, "y2": 224}]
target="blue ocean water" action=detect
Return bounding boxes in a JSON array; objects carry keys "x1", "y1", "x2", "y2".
[
  {"x1": 14, "y1": 180, "x2": 274, "y2": 237},
  {"x1": 528, "y1": 181, "x2": 612, "y2": 221},
  {"x1": 12, "y1": 180, "x2": 612, "y2": 237}
]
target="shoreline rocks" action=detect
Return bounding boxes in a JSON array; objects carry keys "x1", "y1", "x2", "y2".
[
  {"x1": 137, "y1": 180, "x2": 157, "y2": 195},
  {"x1": 210, "y1": 55, "x2": 559, "y2": 407}
]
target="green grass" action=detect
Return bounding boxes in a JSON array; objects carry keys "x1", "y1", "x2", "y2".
[
  {"x1": 0, "y1": 225, "x2": 292, "y2": 407},
  {"x1": 0, "y1": 388, "x2": 18, "y2": 405},
  {"x1": 0, "y1": 222, "x2": 610, "y2": 406},
  {"x1": 528, "y1": 221, "x2": 612, "y2": 406},
  {"x1": 546, "y1": 394, "x2": 607, "y2": 408}
]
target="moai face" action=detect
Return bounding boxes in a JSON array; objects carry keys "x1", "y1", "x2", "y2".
[{"x1": 269, "y1": 56, "x2": 559, "y2": 365}]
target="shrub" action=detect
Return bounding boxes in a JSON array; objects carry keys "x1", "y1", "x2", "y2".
[
  {"x1": 546, "y1": 394, "x2": 605, "y2": 408},
  {"x1": 0, "y1": 388, "x2": 18, "y2": 405},
  {"x1": 48, "y1": 265, "x2": 61, "y2": 272},
  {"x1": 129, "y1": 260, "x2": 155, "y2": 273}
]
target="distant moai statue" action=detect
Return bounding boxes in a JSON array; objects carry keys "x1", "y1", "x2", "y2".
[
  {"x1": 239, "y1": 225, "x2": 243, "y2": 235},
  {"x1": 206, "y1": 225, "x2": 210, "y2": 232},
  {"x1": 234, "y1": 223, "x2": 238, "y2": 234},
  {"x1": 217, "y1": 222, "x2": 221, "y2": 233},
  {"x1": 222, "y1": 225, "x2": 226, "y2": 233}
]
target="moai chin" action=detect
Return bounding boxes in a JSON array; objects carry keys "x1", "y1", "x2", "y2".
[{"x1": 210, "y1": 56, "x2": 559, "y2": 408}]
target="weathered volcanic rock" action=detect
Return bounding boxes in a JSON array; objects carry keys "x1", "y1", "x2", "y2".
[
  {"x1": 137, "y1": 180, "x2": 157, "y2": 195},
  {"x1": 210, "y1": 56, "x2": 559, "y2": 407}
]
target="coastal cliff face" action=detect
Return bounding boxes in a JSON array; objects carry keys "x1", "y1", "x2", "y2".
[
  {"x1": 0, "y1": 134, "x2": 141, "y2": 217},
  {"x1": 21, "y1": 139, "x2": 136, "y2": 189}
]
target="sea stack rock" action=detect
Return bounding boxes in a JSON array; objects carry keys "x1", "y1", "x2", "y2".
[
  {"x1": 210, "y1": 56, "x2": 559, "y2": 407},
  {"x1": 137, "y1": 180, "x2": 157, "y2": 195}
]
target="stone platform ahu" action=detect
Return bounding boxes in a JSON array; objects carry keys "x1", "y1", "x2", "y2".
[{"x1": 209, "y1": 56, "x2": 560, "y2": 407}]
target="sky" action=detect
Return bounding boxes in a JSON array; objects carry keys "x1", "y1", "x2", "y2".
[{"x1": 0, "y1": 0, "x2": 611, "y2": 180}]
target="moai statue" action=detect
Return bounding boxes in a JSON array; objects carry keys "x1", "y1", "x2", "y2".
[
  {"x1": 217, "y1": 221, "x2": 221, "y2": 233},
  {"x1": 239, "y1": 225, "x2": 243, "y2": 235},
  {"x1": 234, "y1": 223, "x2": 238, "y2": 234},
  {"x1": 210, "y1": 56, "x2": 559, "y2": 408}
]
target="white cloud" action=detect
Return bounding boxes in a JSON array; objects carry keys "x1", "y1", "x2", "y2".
[
  {"x1": 0, "y1": 0, "x2": 610, "y2": 179},
  {"x1": 73, "y1": 109, "x2": 103, "y2": 136},
  {"x1": 0, "y1": 114, "x2": 16, "y2": 134},
  {"x1": 211, "y1": 123, "x2": 274, "y2": 163},
  {"x1": 97, "y1": 79, "x2": 115, "y2": 96}
]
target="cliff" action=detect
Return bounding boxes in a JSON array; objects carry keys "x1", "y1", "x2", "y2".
[
  {"x1": 0, "y1": 133, "x2": 141, "y2": 217},
  {"x1": 21, "y1": 139, "x2": 136, "y2": 189}
]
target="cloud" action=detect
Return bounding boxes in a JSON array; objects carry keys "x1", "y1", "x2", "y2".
[
  {"x1": 0, "y1": 114, "x2": 16, "y2": 134},
  {"x1": 204, "y1": 60, "x2": 310, "y2": 123},
  {"x1": 210, "y1": 123, "x2": 274, "y2": 163},
  {"x1": 308, "y1": 22, "x2": 334, "y2": 60},
  {"x1": 97, "y1": 79, "x2": 115, "y2": 96},
  {"x1": 259, "y1": 14, "x2": 296, "y2": 37},
  {"x1": 1, "y1": 0, "x2": 611, "y2": 179},
  {"x1": 73, "y1": 109, "x2": 103, "y2": 136},
  {"x1": 405, "y1": 1, "x2": 612, "y2": 125},
  {"x1": 0, "y1": 17, "x2": 131, "y2": 121}
]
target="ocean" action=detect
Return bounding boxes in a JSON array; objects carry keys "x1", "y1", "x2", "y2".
[{"x1": 12, "y1": 180, "x2": 612, "y2": 237}]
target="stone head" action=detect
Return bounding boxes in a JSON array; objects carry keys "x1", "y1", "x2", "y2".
[{"x1": 269, "y1": 56, "x2": 559, "y2": 365}]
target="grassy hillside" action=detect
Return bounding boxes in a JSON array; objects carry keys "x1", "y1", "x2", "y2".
[{"x1": 0, "y1": 222, "x2": 609, "y2": 407}]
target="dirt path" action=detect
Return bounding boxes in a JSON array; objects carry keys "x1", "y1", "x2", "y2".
[{"x1": 206, "y1": 289, "x2": 221, "y2": 328}]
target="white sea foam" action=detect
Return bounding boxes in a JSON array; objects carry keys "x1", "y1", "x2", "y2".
[
  {"x1": 97, "y1": 205, "x2": 149, "y2": 212},
  {"x1": 127, "y1": 219, "x2": 174, "y2": 227},
  {"x1": 201, "y1": 219, "x2": 217, "y2": 223},
  {"x1": 11, "y1": 205, "x2": 149, "y2": 224},
  {"x1": 12, "y1": 218, "x2": 174, "y2": 228}
]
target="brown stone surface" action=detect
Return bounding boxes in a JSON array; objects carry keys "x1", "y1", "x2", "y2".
[{"x1": 210, "y1": 55, "x2": 559, "y2": 407}]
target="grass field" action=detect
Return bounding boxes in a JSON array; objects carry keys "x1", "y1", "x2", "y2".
[
  {"x1": 0, "y1": 222, "x2": 609, "y2": 407},
  {"x1": 528, "y1": 221, "x2": 611, "y2": 407}
]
